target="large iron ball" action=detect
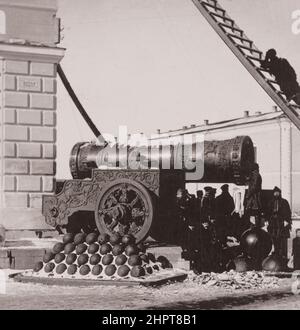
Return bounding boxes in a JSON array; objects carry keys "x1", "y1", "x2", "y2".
[
  {"x1": 63, "y1": 233, "x2": 74, "y2": 244},
  {"x1": 52, "y1": 242, "x2": 65, "y2": 254},
  {"x1": 74, "y1": 233, "x2": 86, "y2": 245},
  {"x1": 117, "y1": 265, "x2": 130, "y2": 277},
  {"x1": 92, "y1": 264, "x2": 103, "y2": 276},
  {"x1": 66, "y1": 253, "x2": 77, "y2": 265},
  {"x1": 86, "y1": 233, "x2": 98, "y2": 245},
  {"x1": 115, "y1": 254, "x2": 127, "y2": 266},
  {"x1": 240, "y1": 228, "x2": 272, "y2": 259},
  {"x1": 100, "y1": 243, "x2": 112, "y2": 255},
  {"x1": 88, "y1": 243, "x2": 100, "y2": 254},
  {"x1": 67, "y1": 264, "x2": 78, "y2": 275},
  {"x1": 232, "y1": 255, "x2": 255, "y2": 272},
  {"x1": 98, "y1": 233, "x2": 110, "y2": 244},
  {"x1": 90, "y1": 254, "x2": 101, "y2": 265},
  {"x1": 262, "y1": 255, "x2": 284, "y2": 272},
  {"x1": 33, "y1": 261, "x2": 43, "y2": 272},
  {"x1": 43, "y1": 252, "x2": 55, "y2": 263}
]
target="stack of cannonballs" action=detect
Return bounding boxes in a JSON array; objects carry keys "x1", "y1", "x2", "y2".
[
  {"x1": 232, "y1": 228, "x2": 285, "y2": 272},
  {"x1": 33, "y1": 232, "x2": 172, "y2": 280}
]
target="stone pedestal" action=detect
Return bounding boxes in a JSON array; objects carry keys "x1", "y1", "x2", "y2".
[{"x1": 0, "y1": 0, "x2": 64, "y2": 231}]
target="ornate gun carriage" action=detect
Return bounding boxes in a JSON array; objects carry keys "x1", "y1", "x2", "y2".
[{"x1": 43, "y1": 133, "x2": 255, "y2": 243}]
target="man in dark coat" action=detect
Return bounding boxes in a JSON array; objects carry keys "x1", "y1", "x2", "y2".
[
  {"x1": 176, "y1": 188, "x2": 199, "y2": 270},
  {"x1": 244, "y1": 163, "x2": 262, "y2": 224},
  {"x1": 292, "y1": 229, "x2": 300, "y2": 270},
  {"x1": 261, "y1": 49, "x2": 300, "y2": 105},
  {"x1": 215, "y1": 184, "x2": 235, "y2": 246},
  {"x1": 201, "y1": 186, "x2": 216, "y2": 223},
  {"x1": 195, "y1": 190, "x2": 203, "y2": 219},
  {"x1": 266, "y1": 186, "x2": 292, "y2": 260}
]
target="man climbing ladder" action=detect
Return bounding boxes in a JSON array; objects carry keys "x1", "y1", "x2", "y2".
[
  {"x1": 261, "y1": 49, "x2": 300, "y2": 106},
  {"x1": 191, "y1": 0, "x2": 300, "y2": 130}
]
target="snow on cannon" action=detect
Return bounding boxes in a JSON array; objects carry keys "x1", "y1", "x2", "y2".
[{"x1": 42, "y1": 135, "x2": 255, "y2": 243}]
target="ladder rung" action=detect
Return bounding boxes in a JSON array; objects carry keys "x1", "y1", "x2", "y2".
[
  {"x1": 228, "y1": 33, "x2": 253, "y2": 45},
  {"x1": 246, "y1": 55, "x2": 262, "y2": 62},
  {"x1": 291, "y1": 104, "x2": 300, "y2": 110},
  {"x1": 219, "y1": 23, "x2": 243, "y2": 35},
  {"x1": 210, "y1": 12, "x2": 234, "y2": 25},
  {"x1": 239, "y1": 45, "x2": 262, "y2": 56},
  {"x1": 202, "y1": 1, "x2": 226, "y2": 15}
]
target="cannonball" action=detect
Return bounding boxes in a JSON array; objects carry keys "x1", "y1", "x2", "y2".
[
  {"x1": 74, "y1": 233, "x2": 86, "y2": 245},
  {"x1": 63, "y1": 233, "x2": 74, "y2": 244},
  {"x1": 128, "y1": 255, "x2": 142, "y2": 267},
  {"x1": 77, "y1": 253, "x2": 89, "y2": 266},
  {"x1": 115, "y1": 254, "x2": 127, "y2": 266},
  {"x1": 240, "y1": 228, "x2": 272, "y2": 259},
  {"x1": 125, "y1": 244, "x2": 139, "y2": 257},
  {"x1": 98, "y1": 233, "x2": 110, "y2": 244},
  {"x1": 117, "y1": 265, "x2": 130, "y2": 277},
  {"x1": 102, "y1": 253, "x2": 114, "y2": 265},
  {"x1": 130, "y1": 265, "x2": 146, "y2": 278},
  {"x1": 105, "y1": 264, "x2": 117, "y2": 276},
  {"x1": 137, "y1": 242, "x2": 146, "y2": 253},
  {"x1": 89, "y1": 254, "x2": 101, "y2": 265},
  {"x1": 56, "y1": 263, "x2": 67, "y2": 274},
  {"x1": 44, "y1": 262, "x2": 55, "y2": 273},
  {"x1": 262, "y1": 255, "x2": 284, "y2": 272},
  {"x1": 43, "y1": 251, "x2": 55, "y2": 263},
  {"x1": 112, "y1": 244, "x2": 124, "y2": 256},
  {"x1": 64, "y1": 243, "x2": 76, "y2": 254},
  {"x1": 122, "y1": 234, "x2": 135, "y2": 246},
  {"x1": 100, "y1": 243, "x2": 112, "y2": 255},
  {"x1": 152, "y1": 265, "x2": 159, "y2": 271},
  {"x1": 67, "y1": 264, "x2": 78, "y2": 275},
  {"x1": 233, "y1": 255, "x2": 254, "y2": 272},
  {"x1": 54, "y1": 253, "x2": 65, "y2": 264},
  {"x1": 145, "y1": 266, "x2": 153, "y2": 274},
  {"x1": 33, "y1": 261, "x2": 43, "y2": 272},
  {"x1": 88, "y1": 243, "x2": 99, "y2": 254},
  {"x1": 157, "y1": 256, "x2": 172, "y2": 269},
  {"x1": 52, "y1": 242, "x2": 65, "y2": 254},
  {"x1": 109, "y1": 232, "x2": 121, "y2": 245},
  {"x1": 66, "y1": 253, "x2": 77, "y2": 265},
  {"x1": 79, "y1": 264, "x2": 90, "y2": 276},
  {"x1": 76, "y1": 243, "x2": 87, "y2": 255},
  {"x1": 140, "y1": 254, "x2": 149, "y2": 264},
  {"x1": 92, "y1": 264, "x2": 103, "y2": 276},
  {"x1": 147, "y1": 252, "x2": 156, "y2": 263},
  {"x1": 86, "y1": 232, "x2": 98, "y2": 245}
]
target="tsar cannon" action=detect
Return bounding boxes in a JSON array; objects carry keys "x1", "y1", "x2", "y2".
[
  {"x1": 43, "y1": 135, "x2": 254, "y2": 243},
  {"x1": 42, "y1": 66, "x2": 255, "y2": 243}
]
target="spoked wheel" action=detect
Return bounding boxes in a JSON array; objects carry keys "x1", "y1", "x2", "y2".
[{"x1": 94, "y1": 179, "x2": 154, "y2": 243}]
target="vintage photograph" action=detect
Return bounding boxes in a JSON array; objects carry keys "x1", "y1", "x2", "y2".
[{"x1": 0, "y1": 0, "x2": 300, "y2": 313}]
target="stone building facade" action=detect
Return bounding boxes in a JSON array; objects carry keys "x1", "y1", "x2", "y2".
[{"x1": 0, "y1": 0, "x2": 64, "y2": 231}]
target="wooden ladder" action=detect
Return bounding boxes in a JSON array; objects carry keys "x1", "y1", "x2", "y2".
[{"x1": 192, "y1": 0, "x2": 300, "y2": 130}]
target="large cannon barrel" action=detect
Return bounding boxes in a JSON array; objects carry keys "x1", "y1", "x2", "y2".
[{"x1": 69, "y1": 135, "x2": 255, "y2": 185}]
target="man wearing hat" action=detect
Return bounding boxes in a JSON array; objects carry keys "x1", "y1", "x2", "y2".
[
  {"x1": 215, "y1": 184, "x2": 235, "y2": 246},
  {"x1": 266, "y1": 186, "x2": 292, "y2": 261},
  {"x1": 244, "y1": 163, "x2": 263, "y2": 225},
  {"x1": 201, "y1": 186, "x2": 215, "y2": 223},
  {"x1": 261, "y1": 48, "x2": 300, "y2": 105}
]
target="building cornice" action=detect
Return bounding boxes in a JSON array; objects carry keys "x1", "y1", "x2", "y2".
[
  {"x1": 0, "y1": 0, "x2": 57, "y2": 11},
  {"x1": 0, "y1": 43, "x2": 65, "y2": 63}
]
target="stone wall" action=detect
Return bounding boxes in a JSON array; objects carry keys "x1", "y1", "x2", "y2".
[{"x1": 0, "y1": 0, "x2": 64, "y2": 230}]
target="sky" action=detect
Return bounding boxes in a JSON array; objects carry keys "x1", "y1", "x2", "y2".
[{"x1": 56, "y1": 0, "x2": 300, "y2": 178}]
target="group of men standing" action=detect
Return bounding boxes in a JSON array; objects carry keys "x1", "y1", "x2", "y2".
[{"x1": 176, "y1": 162, "x2": 293, "y2": 273}]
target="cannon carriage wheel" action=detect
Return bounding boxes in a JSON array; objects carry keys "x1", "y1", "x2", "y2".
[{"x1": 94, "y1": 179, "x2": 154, "y2": 243}]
